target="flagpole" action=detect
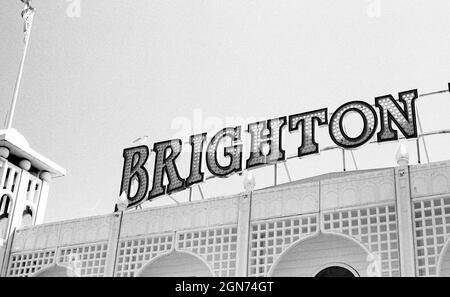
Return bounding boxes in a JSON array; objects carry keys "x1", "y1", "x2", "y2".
[{"x1": 6, "y1": 1, "x2": 35, "y2": 129}]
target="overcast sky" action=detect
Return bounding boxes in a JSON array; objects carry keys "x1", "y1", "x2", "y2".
[{"x1": 1, "y1": 0, "x2": 450, "y2": 223}]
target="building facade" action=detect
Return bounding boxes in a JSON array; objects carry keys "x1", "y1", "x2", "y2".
[{"x1": 0, "y1": 129, "x2": 450, "y2": 277}]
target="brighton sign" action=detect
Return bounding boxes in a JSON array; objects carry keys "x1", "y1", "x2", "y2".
[{"x1": 120, "y1": 89, "x2": 418, "y2": 208}]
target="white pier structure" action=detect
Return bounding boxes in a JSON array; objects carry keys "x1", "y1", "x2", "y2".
[{"x1": 1, "y1": 130, "x2": 450, "y2": 277}]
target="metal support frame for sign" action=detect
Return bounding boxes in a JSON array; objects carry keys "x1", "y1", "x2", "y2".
[
  {"x1": 188, "y1": 185, "x2": 206, "y2": 200},
  {"x1": 198, "y1": 185, "x2": 206, "y2": 200},
  {"x1": 411, "y1": 87, "x2": 449, "y2": 165},
  {"x1": 416, "y1": 137, "x2": 421, "y2": 164},
  {"x1": 188, "y1": 187, "x2": 193, "y2": 202},
  {"x1": 283, "y1": 161, "x2": 292, "y2": 182},
  {"x1": 415, "y1": 106, "x2": 430, "y2": 164},
  {"x1": 342, "y1": 149, "x2": 346, "y2": 172},
  {"x1": 127, "y1": 85, "x2": 450, "y2": 211},
  {"x1": 167, "y1": 194, "x2": 180, "y2": 205},
  {"x1": 350, "y1": 151, "x2": 358, "y2": 170},
  {"x1": 274, "y1": 163, "x2": 278, "y2": 186}
]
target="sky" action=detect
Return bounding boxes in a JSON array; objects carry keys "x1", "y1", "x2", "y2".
[{"x1": 1, "y1": 0, "x2": 450, "y2": 223}]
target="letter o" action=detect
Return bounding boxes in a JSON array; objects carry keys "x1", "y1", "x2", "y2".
[{"x1": 329, "y1": 101, "x2": 378, "y2": 149}]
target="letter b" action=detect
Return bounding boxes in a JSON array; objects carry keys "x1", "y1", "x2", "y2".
[{"x1": 120, "y1": 146, "x2": 150, "y2": 208}]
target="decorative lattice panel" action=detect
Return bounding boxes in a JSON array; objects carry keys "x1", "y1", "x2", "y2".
[
  {"x1": 7, "y1": 249, "x2": 56, "y2": 277},
  {"x1": 58, "y1": 242, "x2": 108, "y2": 277},
  {"x1": 413, "y1": 197, "x2": 450, "y2": 276},
  {"x1": 177, "y1": 225, "x2": 238, "y2": 277},
  {"x1": 248, "y1": 214, "x2": 319, "y2": 276},
  {"x1": 322, "y1": 204, "x2": 400, "y2": 276},
  {"x1": 115, "y1": 233, "x2": 173, "y2": 277}
]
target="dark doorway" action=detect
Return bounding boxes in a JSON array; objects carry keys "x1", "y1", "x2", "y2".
[{"x1": 315, "y1": 266, "x2": 355, "y2": 277}]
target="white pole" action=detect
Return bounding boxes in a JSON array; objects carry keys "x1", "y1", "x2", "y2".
[
  {"x1": 342, "y1": 149, "x2": 346, "y2": 171},
  {"x1": 283, "y1": 161, "x2": 292, "y2": 182},
  {"x1": 415, "y1": 105, "x2": 430, "y2": 164},
  {"x1": 350, "y1": 150, "x2": 358, "y2": 170},
  {"x1": 273, "y1": 163, "x2": 277, "y2": 186},
  {"x1": 167, "y1": 194, "x2": 180, "y2": 205},
  {"x1": 6, "y1": 2, "x2": 35, "y2": 129},
  {"x1": 198, "y1": 185, "x2": 206, "y2": 200}
]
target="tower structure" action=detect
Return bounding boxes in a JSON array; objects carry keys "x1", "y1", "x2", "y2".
[{"x1": 0, "y1": 128, "x2": 65, "y2": 243}]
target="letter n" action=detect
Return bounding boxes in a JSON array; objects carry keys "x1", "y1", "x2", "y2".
[{"x1": 376, "y1": 89, "x2": 418, "y2": 142}]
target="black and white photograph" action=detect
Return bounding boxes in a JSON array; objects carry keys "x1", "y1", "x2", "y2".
[{"x1": 1, "y1": 0, "x2": 450, "y2": 288}]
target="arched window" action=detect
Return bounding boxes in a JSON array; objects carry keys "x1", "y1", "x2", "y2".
[
  {"x1": 0, "y1": 194, "x2": 11, "y2": 220},
  {"x1": 269, "y1": 233, "x2": 366, "y2": 277},
  {"x1": 21, "y1": 206, "x2": 33, "y2": 227},
  {"x1": 0, "y1": 194, "x2": 12, "y2": 239},
  {"x1": 315, "y1": 266, "x2": 356, "y2": 277},
  {"x1": 137, "y1": 251, "x2": 214, "y2": 277}
]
